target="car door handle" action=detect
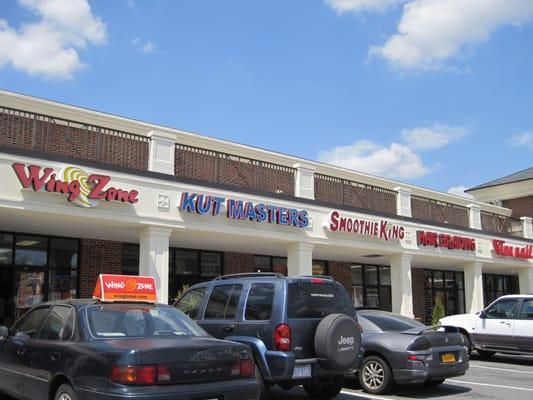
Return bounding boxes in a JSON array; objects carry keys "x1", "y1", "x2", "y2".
[
  {"x1": 50, "y1": 352, "x2": 61, "y2": 362},
  {"x1": 222, "y1": 325, "x2": 235, "y2": 333}
]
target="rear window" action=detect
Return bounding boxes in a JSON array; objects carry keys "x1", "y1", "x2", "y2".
[
  {"x1": 287, "y1": 282, "x2": 353, "y2": 318},
  {"x1": 86, "y1": 304, "x2": 207, "y2": 338},
  {"x1": 361, "y1": 312, "x2": 425, "y2": 332},
  {"x1": 245, "y1": 283, "x2": 275, "y2": 320}
]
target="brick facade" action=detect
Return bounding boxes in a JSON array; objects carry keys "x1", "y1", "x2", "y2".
[
  {"x1": 0, "y1": 110, "x2": 149, "y2": 171},
  {"x1": 175, "y1": 146, "x2": 295, "y2": 196},
  {"x1": 503, "y1": 196, "x2": 533, "y2": 218},
  {"x1": 328, "y1": 261, "x2": 353, "y2": 296},
  {"x1": 224, "y1": 252, "x2": 255, "y2": 275},
  {"x1": 411, "y1": 268, "x2": 426, "y2": 321},
  {"x1": 79, "y1": 239, "x2": 123, "y2": 298}
]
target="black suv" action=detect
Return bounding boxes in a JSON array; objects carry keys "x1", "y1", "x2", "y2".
[{"x1": 175, "y1": 273, "x2": 362, "y2": 399}]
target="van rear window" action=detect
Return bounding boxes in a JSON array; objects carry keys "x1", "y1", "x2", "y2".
[{"x1": 287, "y1": 282, "x2": 354, "y2": 318}]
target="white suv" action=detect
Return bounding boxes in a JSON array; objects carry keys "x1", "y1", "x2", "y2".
[{"x1": 439, "y1": 295, "x2": 533, "y2": 358}]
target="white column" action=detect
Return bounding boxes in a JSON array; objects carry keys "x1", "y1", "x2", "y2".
[
  {"x1": 464, "y1": 261, "x2": 484, "y2": 313},
  {"x1": 521, "y1": 217, "x2": 533, "y2": 239},
  {"x1": 148, "y1": 130, "x2": 176, "y2": 175},
  {"x1": 293, "y1": 163, "x2": 316, "y2": 200},
  {"x1": 394, "y1": 187, "x2": 412, "y2": 217},
  {"x1": 139, "y1": 226, "x2": 172, "y2": 304},
  {"x1": 467, "y1": 204, "x2": 482, "y2": 230},
  {"x1": 519, "y1": 268, "x2": 533, "y2": 294},
  {"x1": 389, "y1": 254, "x2": 413, "y2": 317},
  {"x1": 287, "y1": 242, "x2": 314, "y2": 276}
]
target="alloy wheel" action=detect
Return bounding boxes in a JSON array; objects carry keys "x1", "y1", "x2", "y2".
[
  {"x1": 363, "y1": 360, "x2": 385, "y2": 389},
  {"x1": 58, "y1": 393, "x2": 72, "y2": 400}
]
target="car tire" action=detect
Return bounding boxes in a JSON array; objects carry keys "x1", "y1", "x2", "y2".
[
  {"x1": 358, "y1": 356, "x2": 393, "y2": 395},
  {"x1": 54, "y1": 384, "x2": 77, "y2": 400},
  {"x1": 425, "y1": 378, "x2": 445, "y2": 387},
  {"x1": 303, "y1": 375, "x2": 344, "y2": 400},
  {"x1": 478, "y1": 350, "x2": 495, "y2": 359}
]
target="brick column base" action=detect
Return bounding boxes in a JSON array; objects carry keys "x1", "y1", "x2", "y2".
[
  {"x1": 224, "y1": 252, "x2": 255, "y2": 275},
  {"x1": 329, "y1": 262, "x2": 352, "y2": 296},
  {"x1": 79, "y1": 239, "x2": 123, "y2": 298}
]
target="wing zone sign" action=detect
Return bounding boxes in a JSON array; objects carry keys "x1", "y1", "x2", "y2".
[{"x1": 93, "y1": 274, "x2": 157, "y2": 302}]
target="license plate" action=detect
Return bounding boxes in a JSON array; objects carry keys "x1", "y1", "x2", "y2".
[
  {"x1": 441, "y1": 353, "x2": 456, "y2": 363},
  {"x1": 292, "y1": 365, "x2": 312, "y2": 378}
]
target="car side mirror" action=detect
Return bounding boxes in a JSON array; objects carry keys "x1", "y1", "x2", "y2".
[
  {"x1": 0, "y1": 326, "x2": 9, "y2": 339},
  {"x1": 479, "y1": 310, "x2": 487, "y2": 319}
]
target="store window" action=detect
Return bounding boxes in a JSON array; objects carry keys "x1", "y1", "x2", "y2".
[
  {"x1": 254, "y1": 256, "x2": 272, "y2": 272},
  {"x1": 312, "y1": 260, "x2": 328, "y2": 276},
  {"x1": 351, "y1": 264, "x2": 391, "y2": 311},
  {"x1": 170, "y1": 248, "x2": 223, "y2": 303},
  {"x1": 483, "y1": 274, "x2": 519, "y2": 306},
  {"x1": 253, "y1": 256, "x2": 289, "y2": 275},
  {"x1": 0, "y1": 233, "x2": 13, "y2": 264},
  {"x1": 15, "y1": 235, "x2": 47, "y2": 266},
  {"x1": 0, "y1": 233, "x2": 79, "y2": 325},
  {"x1": 122, "y1": 244, "x2": 140, "y2": 276},
  {"x1": 423, "y1": 269, "x2": 465, "y2": 325}
]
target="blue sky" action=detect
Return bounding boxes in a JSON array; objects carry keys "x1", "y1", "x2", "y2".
[{"x1": 1, "y1": 0, "x2": 532, "y2": 196}]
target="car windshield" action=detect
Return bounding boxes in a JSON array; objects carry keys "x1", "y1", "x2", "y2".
[
  {"x1": 360, "y1": 311, "x2": 425, "y2": 332},
  {"x1": 287, "y1": 281, "x2": 354, "y2": 318},
  {"x1": 86, "y1": 304, "x2": 207, "y2": 338}
]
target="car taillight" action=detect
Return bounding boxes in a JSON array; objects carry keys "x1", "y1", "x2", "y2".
[
  {"x1": 111, "y1": 365, "x2": 171, "y2": 385},
  {"x1": 274, "y1": 323, "x2": 291, "y2": 351},
  {"x1": 311, "y1": 278, "x2": 326, "y2": 284},
  {"x1": 231, "y1": 359, "x2": 254, "y2": 378}
]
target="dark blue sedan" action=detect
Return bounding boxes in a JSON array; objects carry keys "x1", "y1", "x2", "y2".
[{"x1": 0, "y1": 300, "x2": 260, "y2": 400}]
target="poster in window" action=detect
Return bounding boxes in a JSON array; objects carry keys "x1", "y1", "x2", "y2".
[{"x1": 15, "y1": 271, "x2": 45, "y2": 309}]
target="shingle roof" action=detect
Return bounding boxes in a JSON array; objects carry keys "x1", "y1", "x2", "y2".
[{"x1": 467, "y1": 167, "x2": 533, "y2": 191}]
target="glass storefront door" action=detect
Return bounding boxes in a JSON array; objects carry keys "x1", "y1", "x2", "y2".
[
  {"x1": 423, "y1": 269, "x2": 465, "y2": 325},
  {"x1": 0, "y1": 232, "x2": 79, "y2": 325}
]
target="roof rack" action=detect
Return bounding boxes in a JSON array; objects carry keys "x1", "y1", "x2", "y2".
[
  {"x1": 297, "y1": 275, "x2": 334, "y2": 280},
  {"x1": 214, "y1": 272, "x2": 285, "y2": 281}
]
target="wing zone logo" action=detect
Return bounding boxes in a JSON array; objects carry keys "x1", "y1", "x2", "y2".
[{"x1": 12, "y1": 163, "x2": 139, "y2": 208}]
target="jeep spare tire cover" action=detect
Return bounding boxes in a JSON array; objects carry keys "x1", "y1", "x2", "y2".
[{"x1": 314, "y1": 313, "x2": 360, "y2": 371}]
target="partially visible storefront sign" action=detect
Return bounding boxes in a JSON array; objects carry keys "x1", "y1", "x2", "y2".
[
  {"x1": 417, "y1": 230, "x2": 476, "y2": 251},
  {"x1": 492, "y1": 240, "x2": 532, "y2": 259},
  {"x1": 327, "y1": 210, "x2": 405, "y2": 241},
  {"x1": 179, "y1": 192, "x2": 309, "y2": 228},
  {"x1": 12, "y1": 163, "x2": 139, "y2": 208}
]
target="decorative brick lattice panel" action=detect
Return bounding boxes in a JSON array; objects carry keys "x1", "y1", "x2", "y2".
[
  {"x1": 0, "y1": 107, "x2": 149, "y2": 170},
  {"x1": 175, "y1": 144, "x2": 295, "y2": 196}
]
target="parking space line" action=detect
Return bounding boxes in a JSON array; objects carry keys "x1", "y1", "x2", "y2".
[
  {"x1": 448, "y1": 380, "x2": 533, "y2": 392},
  {"x1": 340, "y1": 389, "x2": 392, "y2": 400},
  {"x1": 470, "y1": 364, "x2": 533, "y2": 374}
]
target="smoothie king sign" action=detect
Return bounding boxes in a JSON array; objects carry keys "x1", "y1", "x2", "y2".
[{"x1": 12, "y1": 163, "x2": 139, "y2": 208}]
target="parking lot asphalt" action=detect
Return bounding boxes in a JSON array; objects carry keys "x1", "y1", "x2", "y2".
[
  {"x1": 268, "y1": 353, "x2": 533, "y2": 400},
  {"x1": 1, "y1": 353, "x2": 533, "y2": 400}
]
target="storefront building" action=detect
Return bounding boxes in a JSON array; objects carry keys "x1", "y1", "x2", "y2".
[{"x1": 0, "y1": 90, "x2": 532, "y2": 326}]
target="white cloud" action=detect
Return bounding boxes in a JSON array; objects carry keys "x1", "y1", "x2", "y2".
[
  {"x1": 318, "y1": 140, "x2": 431, "y2": 179},
  {"x1": 401, "y1": 124, "x2": 468, "y2": 150},
  {"x1": 447, "y1": 185, "x2": 474, "y2": 199},
  {"x1": 510, "y1": 132, "x2": 533, "y2": 150},
  {"x1": 0, "y1": 0, "x2": 107, "y2": 79},
  {"x1": 370, "y1": 0, "x2": 533, "y2": 70},
  {"x1": 131, "y1": 37, "x2": 156, "y2": 53},
  {"x1": 325, "y1": 0, "x2": 403, "y2": 13}
]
